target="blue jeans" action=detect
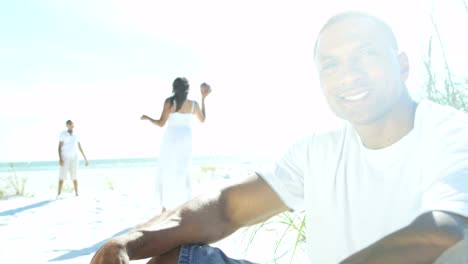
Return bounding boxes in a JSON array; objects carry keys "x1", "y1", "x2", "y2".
[{"x1": 178, "y1": 244, "x2": 258, "y2": 264}]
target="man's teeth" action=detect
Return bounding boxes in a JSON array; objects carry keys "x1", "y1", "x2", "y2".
[{"x1": 343, "y1": 91, "x2": 369, "y2": 101}]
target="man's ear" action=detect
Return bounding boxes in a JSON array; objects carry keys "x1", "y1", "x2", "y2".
[{"x1": 398, "y1": 52, "x2": 409, "y2": 82}]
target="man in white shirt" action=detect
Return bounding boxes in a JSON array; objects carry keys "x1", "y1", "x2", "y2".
[
  {"x1": 58, "y1": 120, "x2": 88, "y2": 197},
  {"x1": 90, "y1": 11, "x2": 468, "y2": 264}
]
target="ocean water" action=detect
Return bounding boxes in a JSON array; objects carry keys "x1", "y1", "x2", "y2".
[
  {"x1": 0, "y1": 154, "x2": 270, "y2": 200},
  {"x1": 0, "y1": 154, "x2": 270, "y2": 173}
]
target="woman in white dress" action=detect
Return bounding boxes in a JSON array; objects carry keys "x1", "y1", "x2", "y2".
[{"x1": 141, "y1": 77, "x2": 211, "y2": 212}]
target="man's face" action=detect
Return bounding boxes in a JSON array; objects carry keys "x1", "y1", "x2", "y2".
[
  {"x1": 67, "y1": 122, "x2": 74, "y2": 130},
  {"x1": 315, "y1": 17, "x2": 408, "y2": 125}
]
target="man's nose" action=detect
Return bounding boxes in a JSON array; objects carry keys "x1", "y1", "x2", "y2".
[{"x1": 338, "y1": 63, "x2": 366, "y2": 90}]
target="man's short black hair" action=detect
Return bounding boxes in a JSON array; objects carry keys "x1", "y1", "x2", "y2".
[{"x1": 314, "y1": 11, "x2": 398, "y2": 57}]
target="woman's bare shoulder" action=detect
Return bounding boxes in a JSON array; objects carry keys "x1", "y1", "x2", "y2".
[
  {"x1": 163, "y1": 98, "x2": 174, "y2": 109},
  {"x1": 188, "y1": 99, "x2": 199, "y2": 105}
]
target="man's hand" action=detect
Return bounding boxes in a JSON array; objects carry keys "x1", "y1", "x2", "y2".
[
  {"x1": 140, "y1": 115, "x2": 150, "y2": 121},
  {"x1": 90, "y1": 241, "x2": 129, "y2": 264},
  {"x1": 85, "y1": 159, "x2": 89, "y2": 166},
  {"x1": 59, "y1": 160, "x2": 64, "y2": 167}
]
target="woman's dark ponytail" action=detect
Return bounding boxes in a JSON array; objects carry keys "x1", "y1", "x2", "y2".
[{"x1": 171, "y1": 77, "x2": 189, "y2": 111}]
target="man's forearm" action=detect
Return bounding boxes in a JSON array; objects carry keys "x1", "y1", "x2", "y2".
[
  {"x1": 341, "y1": 211, "x2": 466, "y2": 264},
  {"x1": 79, "y1": 146, "x2": 87, "y2": 160},
  {"x1": 112, "y1": 191, "x2": 236, "y2": 260}
]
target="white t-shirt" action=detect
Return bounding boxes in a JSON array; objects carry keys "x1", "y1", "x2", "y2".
[
  {"x1": 259, "y1": 100, "x2": 468, "y2": 263},
  {"x1": 59, "y1": 131, "x2": 80, "y2": 159}
]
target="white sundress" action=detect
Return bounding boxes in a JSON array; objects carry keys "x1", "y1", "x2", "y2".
[{"x1": 156, "y1": 100, "x2": 195, "y2": 209}]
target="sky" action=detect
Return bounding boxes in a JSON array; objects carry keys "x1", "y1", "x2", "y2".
[{"x1": 0, "y1": 0, "x2": 466, "y2": 162}]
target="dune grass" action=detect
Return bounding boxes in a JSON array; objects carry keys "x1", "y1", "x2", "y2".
[
  {"x1": 242, "y1": 211, "x2": 306, "y2": 263},
  {"x1": 0, "y1": 163, "x2": 29, "y2": 198}
]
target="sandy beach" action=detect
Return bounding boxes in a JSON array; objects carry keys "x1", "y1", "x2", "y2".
[{"x1": 1, "y1": 161, "x2": 307, "y2": 264}]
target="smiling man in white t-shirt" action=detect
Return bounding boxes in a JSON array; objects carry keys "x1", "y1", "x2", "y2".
[
  {"x1": 90, "y1": 12, "x2": 468, "y2": 264},
  {"x1": 58, "y1": 120, "x2": 88, "y2": 197}
]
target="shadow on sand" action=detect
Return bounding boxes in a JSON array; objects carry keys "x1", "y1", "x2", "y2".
[
  {"x1": 0, "y1": 200, "x2": 53, "y2": 216},
  {"x1": 48, "y1": 227, "x2": 133, "y2": 262}
]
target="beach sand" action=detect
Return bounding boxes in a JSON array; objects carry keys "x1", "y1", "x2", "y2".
[{"x1": 1, "y1": 163, "x2": 307, "y2": 263}]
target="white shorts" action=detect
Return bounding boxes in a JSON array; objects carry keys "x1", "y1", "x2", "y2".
[{"x1": 59, "y1": 157, "x2": 79, "y2": 180}]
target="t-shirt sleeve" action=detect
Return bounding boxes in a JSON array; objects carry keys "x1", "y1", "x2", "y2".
[
  {"x1": 59, "y1": 132, "x2": 65, "y2": 142},
  {"x1": 421, "y1": 148, "x2": 468, "y2": 218},
  {"x1": 256, "y1": 137, "x2": 309, "y2": 211}
]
